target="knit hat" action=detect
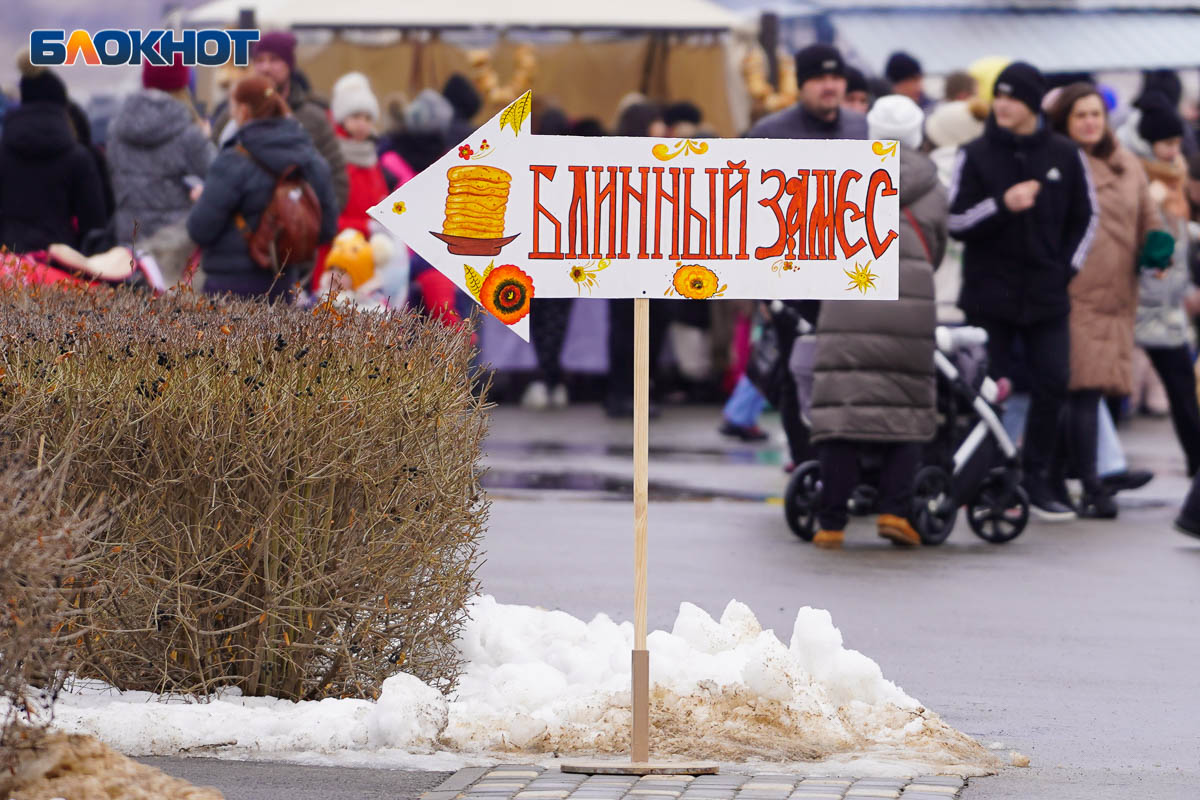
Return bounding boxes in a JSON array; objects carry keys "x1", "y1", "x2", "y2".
[
  {"x1": 665, "y1": 101, "x2": 702, "y2": 127},
  {"x1": 403, "y1": 88, "x2": 454, "y2": 134},
  {"x1": 251, "y1": 31, "x2": 296, "y2": 72},
  {"x1": 793, "y1": 44, "x2": 845, "y2": 87},
  {"x1": 325, "y1": 229, "x2": 374, "y2": 290},
  {"x1": 925, "y1": 100, "x2": 985, "y2": 148},
  {"x1": 142, "y1": 52, "x2": 190, "y2": 93},
  {"x1": 17, "y1": 55, "x2": 67, "y2": 106},
  {"x1": 441, "y1": 74, "x2": 481, "y2": 121},
  {"x1": 867, "y1": 94, "x2": 925, "y2": 150},
  {"x1": 993, "y1": 61, "x2": 1046, "y2": 114},
  {"x1": 330, "y1": 72, "x2": 380, "y2": 123},
  {"x1": 885, "y1": 51, "x2": 922, "y2": 84},
  {"x1": 1138, "y1": 69, "x2": 1183, "y2": 110},
  {"x1": 845, "y1": 66, "x2": 869, "y2": 96},
  {"x1": 1138, "y1": 93, "x2": 1185, "y2": 144}
]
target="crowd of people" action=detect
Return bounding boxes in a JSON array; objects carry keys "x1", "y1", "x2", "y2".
[{"x1": 3, "y1": 32, "x2": 1200, "y2": 542}]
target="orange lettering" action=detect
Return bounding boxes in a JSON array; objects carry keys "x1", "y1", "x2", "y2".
[
  {"x1": 592, "y1": 166, "x2": 619, "y2": 259},
  {"x1": 529, "y1": 165, "x2": 563, "y2": 259},
  {"x1": 566, "y1": 166, "x2": 589, "y2": 258},
  {"x1": 755, "y1": 168, "x2": 787, "y2": 260},
  {"x1": 865, "y1": 169, "x2": 899, "y2": 258},
  {"x1": 835, "y1": 170, "x2": 867, "y2": 259}
]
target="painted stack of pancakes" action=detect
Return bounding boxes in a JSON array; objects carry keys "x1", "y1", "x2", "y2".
[{"x1": 442, "y1": 166, "x2": 512, "y2": 239}]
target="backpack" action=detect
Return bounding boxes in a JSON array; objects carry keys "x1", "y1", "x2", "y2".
[{"x1": 234, "y1": 143, "x2": 322, "y2": 271}]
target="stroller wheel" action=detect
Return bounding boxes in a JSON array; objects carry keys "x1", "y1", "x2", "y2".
[
  {"x1": 784, "y1": 460, "x2": 821, "y2": 541},
  {"x1": 911, "y1": 466, "x2": 957, "y2": 545},
  {"x1": 967, "y1": 475, "x2": 1030, "y2": 543}
]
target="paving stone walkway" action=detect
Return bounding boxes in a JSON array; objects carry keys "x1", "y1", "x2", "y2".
[{"x1": 422, "y1": 766, "x2": 968, "y2": 800}]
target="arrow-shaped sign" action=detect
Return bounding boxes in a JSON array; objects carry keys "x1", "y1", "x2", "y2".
[{"x1": 369, "y1": 90, "x2": 901, "y2": 341}]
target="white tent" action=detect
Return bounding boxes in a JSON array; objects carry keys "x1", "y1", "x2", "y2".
[{"x1": 185, "y1": 0, "x2": 751, "y2": 32}]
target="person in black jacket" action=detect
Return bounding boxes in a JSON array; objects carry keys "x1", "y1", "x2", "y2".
[
  {"x1": 0, "y1": 63, "x2": 107, "y2": 254},
  {"x1": 187, "y1": 76, "x2": 338, "y2": 300},
  {"x1": 948, "y1": 62, "x2": 1098, "y2": 520}
]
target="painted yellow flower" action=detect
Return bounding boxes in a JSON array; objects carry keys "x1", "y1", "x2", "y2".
[
  {"x1": 392, "y1": 201, "x2": 406, "y2": 215},
  {"x1": 568, "y1": 258, "x2": 610, "y2": 295},
  {"x1": 672, "y1": 264, "x2": 724, "y2": 300},
  {"x1": 845, "y1": 261, "x2": 878, "y2": 294}
]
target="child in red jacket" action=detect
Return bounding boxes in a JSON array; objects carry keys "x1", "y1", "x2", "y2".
[{"x1": 312, "y1": 72, "x2": 398, "y2": 291}]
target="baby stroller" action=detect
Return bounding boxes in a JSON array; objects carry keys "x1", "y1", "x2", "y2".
[{"x1": 783, "y1": 326, "x2": 1030, "y2": 545}]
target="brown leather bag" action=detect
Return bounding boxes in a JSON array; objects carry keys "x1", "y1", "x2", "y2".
[{"x1": 234, "y1": 144, "x2": 322, "y2": 271}]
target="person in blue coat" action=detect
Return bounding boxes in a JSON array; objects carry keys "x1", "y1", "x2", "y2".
[{"x1": 188, "y1": 76, "x2": 338, "y2": 300}]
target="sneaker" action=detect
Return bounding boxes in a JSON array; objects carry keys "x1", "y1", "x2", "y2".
[
  {"x1": 877, "y1": 514, "x2": 921, "y2": 547},
  {"x1": 1174, "y1": 513, "x2": 1200, "y2": 540},
  {"x1": 1078, "y1": 488, "x2": 1118, "y2": 520},
  {"x1": 813, "y1": 529, "x2": 844, "y2": 549},
  {"x1": 521, "y1": 380, "x2": 549, "y2": 410},
  {"x1": 719, "y1": 421, "x2": 769, "y2": 442},
  {"x1": 1050, "y1": 477, "x2": 1075, "y2": 511},
  {"x1": 1100, "y1": 469, "x2": 1154, "y2": 494},
  {"x1": 1024, "y1": 477, "x2": 1077, "y2": 522},
  {"x1": 550, "y1": 384, "x2": 569, "y2": 409}
]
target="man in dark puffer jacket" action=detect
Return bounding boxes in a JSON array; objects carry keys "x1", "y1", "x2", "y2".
[
  {"x1": 948, "y1": 62, "x2": 1097, "y2": 521},
  {"x1": 0, "y1": 63, "x2": 107, "y2": 254}
]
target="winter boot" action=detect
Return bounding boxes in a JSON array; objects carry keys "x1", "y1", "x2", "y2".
[
  {"x1": 1174, "y1": 478, "x2": 1200, "y2": 540},
  {"x1": 1023, "y1": 473, "x2": 1077, "y2": 522},
  {"x1": 812, "y1": 529, "x2": 844, "y2": 550},
  {"x1": 1077, "y1": 482, "x2": 1118, "y2": 520},
  {"x1": 877, "y1": 514, "x2": 921, "y2": 547}
]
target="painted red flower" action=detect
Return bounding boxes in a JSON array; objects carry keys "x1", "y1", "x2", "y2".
[
  {"x1": 479, "y1": 264, "x2": 534, "y2": 325},
  {"x1": 458, "y1": 144, "x2": 474, "y2": 159}
]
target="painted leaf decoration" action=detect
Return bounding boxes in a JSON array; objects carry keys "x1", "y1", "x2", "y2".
[
  {"x1": 464, "y1": 264, "x2": 484, "y2": 299},
  {"x1": 482, "y1": 259, "x2": 495, "y2": 280},
  {"x1": 500, "y1": 90, "x2": 532, "y2": 136}
]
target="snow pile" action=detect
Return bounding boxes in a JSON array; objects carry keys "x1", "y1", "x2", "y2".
[
  {"x1": 52, "y1": 672, "x2": 446, "y2": 755},
  {"x1": 46, "y1": 597, "x2": 995, "y2": 775},
  {"x1": 446, "y1": 597, "x2": 991, "y2": 771}
]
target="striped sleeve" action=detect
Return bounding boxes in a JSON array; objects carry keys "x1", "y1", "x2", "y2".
[{"x1": 947, "y1": 148, "x2": 1001, "y2": 234}]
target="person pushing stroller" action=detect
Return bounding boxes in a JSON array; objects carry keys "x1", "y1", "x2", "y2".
[{"x1": 808, "y1": 95, "x2": 947, "y2": 549}]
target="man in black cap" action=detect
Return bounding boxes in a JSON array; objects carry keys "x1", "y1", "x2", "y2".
[
  {"x1": 747, "y1": 43, "x2": 867, "y2": 140},
  {"x1": 744, "y1": 44, "x2": 865, "y2": 468},
  {"x1": 885, "y1": 51, "x2": 930, "y2": 110},
  {"x1": 948, "y1": 61, "x2": 1098, "y2": 520}
]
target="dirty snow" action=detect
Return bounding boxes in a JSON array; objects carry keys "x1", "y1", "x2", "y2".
[{"x1": 45, "y1": 596, "x2": 996, "y2": 776}]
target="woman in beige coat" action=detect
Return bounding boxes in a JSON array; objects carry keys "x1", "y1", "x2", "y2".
[{"x1": 1049, "y1": 83, "x2": 1160, "y2": 518}]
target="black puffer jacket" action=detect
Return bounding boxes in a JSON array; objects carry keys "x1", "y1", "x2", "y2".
[
  {"x1": 809, "y1": 148, "x2": 946, "y2": 445},
  {"x1": 948, "y1": 115, "x2": 1097, "y2": 325},
  {"x1": 187, "y1": 117, "x2": 338, "y2": 298},
  {"x1": 0, "y1": 103, "x2": 107, "y2": 253}
]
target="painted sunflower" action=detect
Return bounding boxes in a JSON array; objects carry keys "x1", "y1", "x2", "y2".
[
  {"x1": 480, "y1": 264, "x2": 535, "y2": 325},
  {"x1": 672, "y1": 264, "x2": 722, "y2": 300}
]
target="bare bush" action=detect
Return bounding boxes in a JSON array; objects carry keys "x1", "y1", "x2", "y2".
[
  {"x1": 0, "y1": 282, "x2": 489, "y2": 701},
  {"x1": 0, "y1": 457, "x2": 105, "y2": 770}
]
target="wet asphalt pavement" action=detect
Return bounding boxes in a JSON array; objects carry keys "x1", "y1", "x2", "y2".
[
  {"x1": 478, "y1": 406, "x2": 1200, "y2": 800},
  {"x1": 145, "y1": 405, "x2": 1200, "y2": 799}
]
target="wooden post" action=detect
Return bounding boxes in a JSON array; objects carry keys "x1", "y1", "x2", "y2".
[
  {"x1": 632, "y1": 297, "x2": 650, "y2": 764},
  {"x1": 560, "y1": 298, "x2": 716, "y2": 777}
]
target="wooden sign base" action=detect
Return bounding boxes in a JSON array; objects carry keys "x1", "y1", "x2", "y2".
[{"x1": 559, "y1": 760, "x2": 719, "y2": 776}]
